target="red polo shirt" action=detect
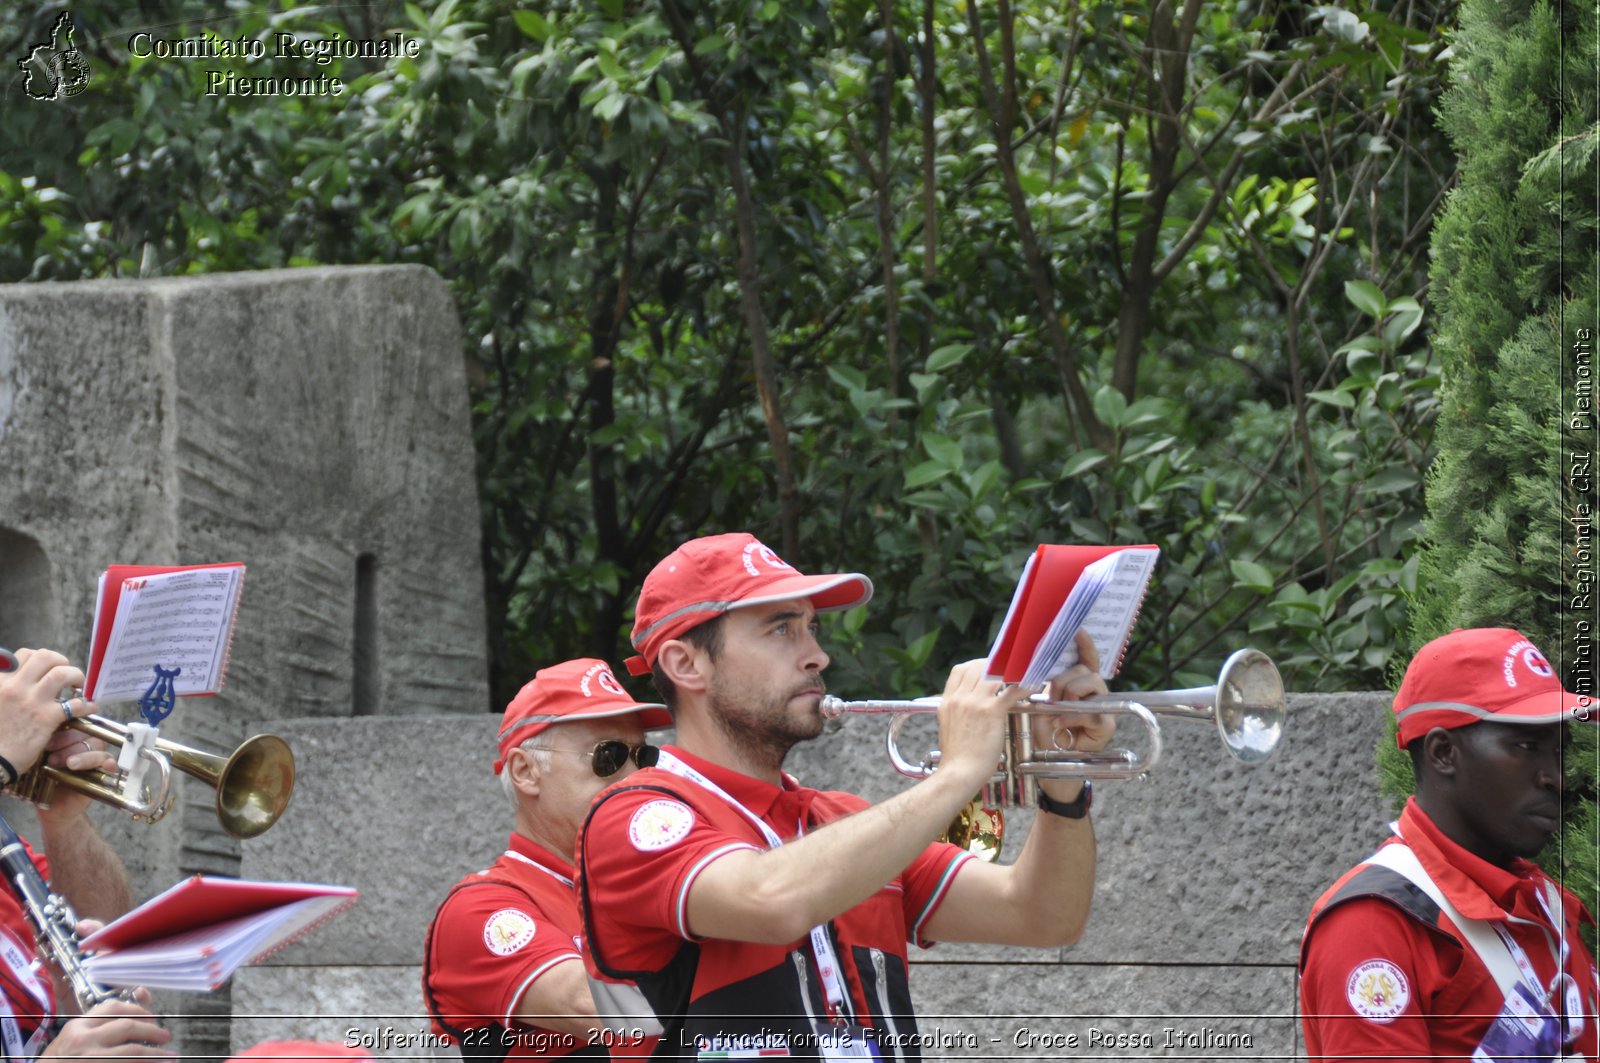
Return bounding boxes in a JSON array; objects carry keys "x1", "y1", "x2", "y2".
[
  {"x1": 0, "y1": 838, "x2": 54, "y2": 1052},
  {"x1": 577, "y1": 746, "x2": 973, "y2": 1061},
  {"x1": 1301, "y1": 799, "x2": 1599, "y2": 1062},
  {"x1": 424, "y1": 833, "x2": 651, "y2": 1060}
]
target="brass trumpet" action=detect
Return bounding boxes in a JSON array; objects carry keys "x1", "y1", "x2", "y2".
[
  {"x1": 0, "y1": 647, "x2": 295, "y2": 838},
  {"x1": 8, "y1": 715, "x2": 296, "y2": 839},
  {"x1": 818, "y1": 648, "x2": 1286, "y2": 858}
]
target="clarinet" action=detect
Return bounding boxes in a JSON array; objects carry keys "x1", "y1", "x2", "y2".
[{"x1": 0, "y1": 810, "x2": 116, "y2": 1011}]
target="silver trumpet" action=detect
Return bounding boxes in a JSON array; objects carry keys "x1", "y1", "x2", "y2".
[{"x1": 818, "y1": 648, "x2": 1287, "y2": 859}]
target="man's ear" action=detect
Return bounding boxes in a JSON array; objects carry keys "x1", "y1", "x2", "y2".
[
  {"x1": 657, "y1": 639, "x2": 710, "y2": 694},
  {"x1": 1421, "y1": 727, "x2": 1459, "y2": 781},
  {"x1": 506, "y1": 747, "x2": 543, "y2": 798}
]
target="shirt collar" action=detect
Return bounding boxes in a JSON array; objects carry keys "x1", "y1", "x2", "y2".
[
  {"x1": 1399, "y1": 798, "x2": 1538, "y2": 920},
  {"x1": 658, "y1": 744, "x2": 802, "y2": 822},
  {"x1": 508, "y1": 831, "x2": 577, "y2": 881}
]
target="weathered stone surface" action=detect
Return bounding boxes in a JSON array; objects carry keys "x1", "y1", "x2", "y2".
[
  {"x1": 0, "y1": 266, "x2": 489, "y2": 730},
  {"x1": 232, "y1": 965, "x2": 451, "y2": 1058},
  {"x1": 240, "y1": 715, "x2": 508, "y2": 967},
  {"x1": 0, "y1": 265, "x2": 490, "y2": 901}
]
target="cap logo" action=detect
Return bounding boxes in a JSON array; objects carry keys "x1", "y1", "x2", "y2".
[
  {"x1": 580, "y1": 662, "x2": 626, "y2": 697},
  {"x1": 1345, "y1": 959, "x2": 1409, "y2": 1023},
  {"x1": 742, "y1": 541, "x2": 793, "y2": 578},
  {"x1": 1503, "y1": 639, "x2": 1551, "y2": 687}
]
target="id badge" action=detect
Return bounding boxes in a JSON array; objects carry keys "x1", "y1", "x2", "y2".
[
  {"x1": 1471, "y1": 982, "x2": 1561, "y2": 1063},
  {"x1": 819, "y1": 1024, "x2": 883, "y2": 1061}
]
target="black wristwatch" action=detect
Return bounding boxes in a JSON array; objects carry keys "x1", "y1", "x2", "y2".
[{"x1": 1036, "y1": 781, "x2": 1092, "y2": 819}]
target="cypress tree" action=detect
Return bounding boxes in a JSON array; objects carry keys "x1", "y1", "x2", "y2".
[{"x1": 1389, "y1": 0, "x2": 1598, "y2": 915}]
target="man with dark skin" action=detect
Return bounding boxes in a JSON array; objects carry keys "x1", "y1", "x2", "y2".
[{"x1": 1300, "y1": 627, "x2": 1598, "y2": 1063}]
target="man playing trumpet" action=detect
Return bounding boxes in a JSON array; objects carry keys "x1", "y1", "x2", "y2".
[
  {"x1": 577, "y1": 532, "x2": 1114, "y2": 1061},
  {"x1": 0, "y1": 647, "x2": 171, "y2": 1058}
]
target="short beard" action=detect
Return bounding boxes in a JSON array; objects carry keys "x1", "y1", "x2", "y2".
[{"x1": 707, "y1": 679, "x2": 825, "y2": 773}]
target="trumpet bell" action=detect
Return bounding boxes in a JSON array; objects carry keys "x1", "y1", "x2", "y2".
[
  {"x1": 1213, "y1": 648, "x2": 1285, "y2": 764},
  {"x1": 204, "y1": 734, "x2": 296, "y2": 839},
  {"x1": 943, "y1": 798, "x2": 1005, "y2": 862}
]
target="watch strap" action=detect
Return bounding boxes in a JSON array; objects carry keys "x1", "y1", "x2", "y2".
[{"x1": 1036, "y1": 780, "x2": 1092, "y2": 819}]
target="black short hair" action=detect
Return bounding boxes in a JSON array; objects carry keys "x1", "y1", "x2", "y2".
[{"x1": 649, "y1": 615, "x2": 725, "y2": 713}]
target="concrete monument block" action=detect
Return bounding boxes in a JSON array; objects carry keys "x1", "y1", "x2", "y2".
[
  {"x1": 0, "y1": 266, "x2": 490, "y2": 731},
  {"x1": 0, "y1": 267, "x2": 489, "y2": 1055}
]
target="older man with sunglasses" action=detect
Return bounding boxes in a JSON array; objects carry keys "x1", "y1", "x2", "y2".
[{"x1": 423, "y1": 659, "x2": 671, "y2": 1060}]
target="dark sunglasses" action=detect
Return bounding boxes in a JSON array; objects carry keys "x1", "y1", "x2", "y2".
[{"x1": 547, "y1": 740, "x2": 659, "y2": 778}]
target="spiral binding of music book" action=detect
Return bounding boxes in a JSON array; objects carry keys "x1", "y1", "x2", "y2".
[{"x1": 985, "y1": 544, "x2": 1160, "y2": 684}]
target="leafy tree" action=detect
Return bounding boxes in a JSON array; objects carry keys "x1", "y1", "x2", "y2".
[
  {"x1": 0, "y1": 0, "x2": 1458, "y2": 714},
  {"x1": 1390, "y1": 0, "x2": 1598, "y2": 915}
]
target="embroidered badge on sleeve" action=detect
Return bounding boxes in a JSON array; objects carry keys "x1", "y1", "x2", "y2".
[
  {"x1": 1345, "y1": 959, "x2": 1410, "y2": 1023},
  {"x1": 484, "y1": 909, "x2": 538, "y2": 956},
  {"x1": 629, "y1": 799, "x2": 695, "y2": 851}
]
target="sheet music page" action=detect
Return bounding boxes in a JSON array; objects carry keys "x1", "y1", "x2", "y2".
[
  {"x1": 1024, "y1": 553, "x2": 1117, "y2": 686},
  {"x1": 91, "y1": 567, "x2": 244, "y2": 703},
  {"x1": 1027, "y1": 547, "x2": 1159, "y2": 681},
  {"x1": 1063, "y1": 547, "x2": 1158, "y2": 679}
]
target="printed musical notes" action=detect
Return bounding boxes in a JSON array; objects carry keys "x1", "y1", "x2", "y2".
[
  {"x1": 985, "y1": 544, "x2": 1159, "y2": 684},
  {"x1": 84, "y1": 563, "x2": 246, "y2": 703}
]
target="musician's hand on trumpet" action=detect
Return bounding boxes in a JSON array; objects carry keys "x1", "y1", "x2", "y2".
[
  {"x1": 0, "y1": 648, "x2": 90, "y2": 776},
  {"x1": 1030, "y1": 631, "x2": 1116, "y2": 805},
  {"x1": 929, "y1": 660, "x2": 1020, "y2": 793},
  {"x1": 0, "y1": 648, "x2": 114, "y2": 823},
  {"x1": 39, "y1": 725, "x2": 117, "y2": 818}
]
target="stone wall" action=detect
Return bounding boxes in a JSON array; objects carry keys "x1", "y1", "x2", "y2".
[{"x1": 232, "y1": 692, "x2": 1395, "y2": 1062}]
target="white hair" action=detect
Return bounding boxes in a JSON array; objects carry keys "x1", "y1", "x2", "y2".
[{"x1": 500, "y1": 732, "x2": 555, "y2": 812}]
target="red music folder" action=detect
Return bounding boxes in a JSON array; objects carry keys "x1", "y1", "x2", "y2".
[
  {"x1": 80, "y1": 876, "x2": 357, "y2": 992},
  {"x1": 83, "y1": 562, "x2": 246, "y2": 703},
  {"x1": 985, "y1": 544, "x2": 1159, "y2": 684}
]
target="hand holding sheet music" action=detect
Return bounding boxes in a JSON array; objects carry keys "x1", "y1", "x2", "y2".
[{"x1": 985, "y1": 544, "x2": 1159, "y2": 686}]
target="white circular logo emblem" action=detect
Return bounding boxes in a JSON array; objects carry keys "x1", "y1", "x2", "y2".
[
  {"x1": 1523, "y1": 648, "x2": 1554, "y2": 678},
  {"x1": 483, "y1": 909, "x2": 537, "y2": 956},
  {"x1": 742, "y1": 541, "x2": 794, "y2": 576},
  {"x1": 628, "y1": 799, "x2": 695, "y2": 851},
  {"x1": 581, "y1": 662, "x2": 628, "y2": 697},
  {"x1": 1346, "y1": 959, "x2": 1410, "y2": 1023}
]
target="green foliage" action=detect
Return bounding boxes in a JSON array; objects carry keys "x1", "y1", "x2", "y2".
[
  {"x1": 1397, "y1": 0, "x2": 1598, "y2": 917},
  {"x1": 0, "y1": 1, "x2": 1455, "y2": 716}
]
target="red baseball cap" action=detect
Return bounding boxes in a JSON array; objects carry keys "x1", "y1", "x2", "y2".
[
  {"x1": 1393, "y1": 627, "x2": 1593, "y2": 747},
  {"x1": 624, "y1": 532, "x2": 873, "y2": 676},
  {"x1": 494, "y1": 658, "x2": 672, "y2": 774}
]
